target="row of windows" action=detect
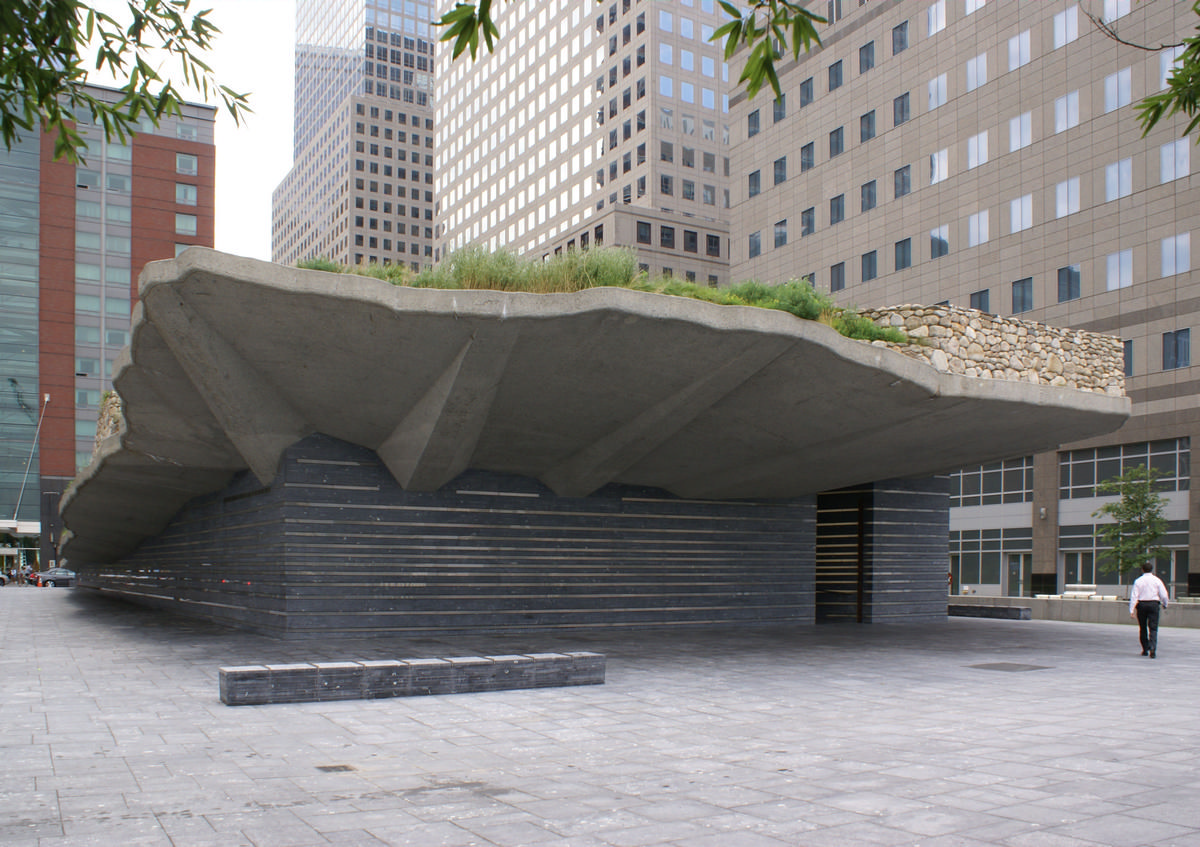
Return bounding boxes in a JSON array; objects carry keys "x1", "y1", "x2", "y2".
[
  {"x1": 634, "y1": 220, "x2": 721, "y2": 257},
  {"x1": 353, "y1": 235, "x2": 432, "y2": 256},
  {"x1": 353, "y1": 102, "x2": 433, "y2": 131},
  {"x1": 950, "y1": 456, "x2": 1034, "y2": 508},
  {"x1": 1059, "y1": 438, "x2": 1190, "y2": 499}
]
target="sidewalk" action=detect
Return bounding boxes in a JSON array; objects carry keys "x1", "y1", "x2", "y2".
[{"x1": 3, "y1": 589, "x2": 1198, "y2": 846}]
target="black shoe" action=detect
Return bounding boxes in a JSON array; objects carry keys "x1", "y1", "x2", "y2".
[
  {"x1": 1150, "y1": 651, "x2": 1156, "y2": 659},
  {"x1": 1142, "y1": 650, "x2": 1149, "y2": 656}
]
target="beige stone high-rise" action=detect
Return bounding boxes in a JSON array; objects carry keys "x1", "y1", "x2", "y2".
[
  {"x1": 436, "y1": 0, "x2": 731, "y2": 283},
  {"x1": 729, "y1": 0, "x2": 1198, "y2": 598},
  {"x1": 272, "y1": 0, "x2": 438, "y2": 270}
]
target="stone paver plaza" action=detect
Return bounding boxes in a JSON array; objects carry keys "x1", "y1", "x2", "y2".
[{"x1": 3, "y1": 589, "x2": 1199, "y2": 846}]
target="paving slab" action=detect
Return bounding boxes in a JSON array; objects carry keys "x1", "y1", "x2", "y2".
[{"x1": 2, "y1": 588, "x2": 1199, "y2": 846}]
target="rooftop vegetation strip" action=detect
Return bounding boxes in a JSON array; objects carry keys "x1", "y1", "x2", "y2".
[{"x1": 297, "y1": 247, "x2": 910, "y2": 345}]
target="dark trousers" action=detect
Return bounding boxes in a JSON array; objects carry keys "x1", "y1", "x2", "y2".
[{"x1": 1136, "y1": 600, "x2": 1161, "y2": 653}]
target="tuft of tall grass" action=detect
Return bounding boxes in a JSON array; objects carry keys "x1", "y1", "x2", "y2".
[{"x1": 296, "y1": 249, "x2": 909, "y2": 344}]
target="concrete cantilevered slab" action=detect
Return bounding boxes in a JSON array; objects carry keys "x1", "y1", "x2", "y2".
[{"x1": 60, "y1": 248, "x2": 1128, "y2": 569}]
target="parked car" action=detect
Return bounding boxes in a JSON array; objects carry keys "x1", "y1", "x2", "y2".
[{"x1": 34, "y1": 568, "x2": 76, "y2": 587}]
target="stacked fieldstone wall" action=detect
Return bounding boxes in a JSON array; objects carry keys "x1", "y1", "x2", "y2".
[{"x1": 861, "y1": 305, "x2": 1125, "y2": 396}]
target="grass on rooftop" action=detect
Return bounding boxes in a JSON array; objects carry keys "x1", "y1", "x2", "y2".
[{"x1": 298, "y1": 246, "x2": 909, "y2": 344}]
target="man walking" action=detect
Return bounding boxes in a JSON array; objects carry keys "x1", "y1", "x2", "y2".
[{"x1": 1129, "y1": 562, "x2": 1170, "y2": 658}]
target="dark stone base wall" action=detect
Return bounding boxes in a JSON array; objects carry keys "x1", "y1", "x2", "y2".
[
  {"x1": 815, "y1": 476, "x2": 950, "y2": 623},
  {"x1": 85, "y1": 434, "x2": 818, "y2": 637}
]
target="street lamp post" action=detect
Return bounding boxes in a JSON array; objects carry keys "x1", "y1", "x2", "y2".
[{"x1": 13, "y1": 393, "x2": 50, "y2": 526}]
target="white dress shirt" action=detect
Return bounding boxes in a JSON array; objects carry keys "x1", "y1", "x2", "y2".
[{"x1": 1129, "y1": 571, "x2": 1169, "y2": 613}]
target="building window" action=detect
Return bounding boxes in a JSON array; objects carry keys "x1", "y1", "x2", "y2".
[
  {"x1": 1106, "y1": 249, "x2": 1133, "y2": 290},
  {"x1": 930, "y1": 148, "x2": 948, "y2": 184},
  {"x1": 968, "y1": 209, "x2": 988, "y2": 246},
  {"x1": 860, "y1": 110, "x2": 875, "y2": 143},
  {"x1": 774, "y1": 156, "x2": 787, "y2": 185},
  {"x1": 1164, "y1": 329, "x2": 1191, "y2": 370},
  {"x1": 175, "y1": 213, "x2": 197, "y2": 236},
  {"x1": 801, "y1": 207, "x2": 815, "y2": 236},
  {"x1": 1105, "y1": 68, "x2": 1132, "y2": 113},
  {"x1": 636, "y1": 221, "x2": 652, "y2": 244},
  {"x1": 773, "y1": 94, "x2": 786, "y2": 123},
  {"x1": 892, "y1": 20, "x2": 908, "y2": 55},
  {"x1": 861, "y1": 250, "x2": 878, "y2": 282},
  {"x1": 828, "y1": 60, "x2": 843, "y2": 91},
  {"x1": 748, "y1": 231, "x2": 761, "y2": 258},
  {"x1": 1009, "y1": 111, "x2": 1032, "y2": 152},
  {"x1": 1162, "y1": 138, "x2": 1189, "y2": 182},
  {"x1": 661, "y1": 174, "x2": 673, "y2": 195},
  {"x1": 1124, "y1": 340, "x2": 1134, "y2": 377},
  {"x1": 894, "y1": 164, "x2": 911, "y2": 198},
  {"x1": 1008, "y1": 30, "x2": 1031, "y2": 71},
  {"x1": 928, "y1": 73, "x2": 947, "y2": 110},
  {"x1": 930, "y1": 225, "x2": 949, "y2": 259},
  {"x1": 893, "y1": 92, "x2": 910, "y2": 126},
  {"x1": 830, "y1": 194, "x2": 845, "y2": 225},
  {"x1": 950, "y1": 456, "x2": 1034, "y2": 508},
  {"x1": 1055, "y1": 91, "x2": 1080, "y2": 133},
  {"x1": 831, "y1": 261, "x2": 846, "y2": 292},
  {"x1": 966, "y1": 53, "x2": 987, "y2": 92},
  {"x1": 1105, "y1": 158, "x2": 1132, "y2": 201},
  {"x1": 800, "y1": 142, "x2": 814, "y2": 171},
  {"x1": 661, "y1": 226, "x2": 675, "y2": 249},
  {"x1": 895, "y1": 238, "x2": 912, "y2": 271},
  {"x1": 859, "y1": 41, "x2": 875, "y2": 74},
  {"x1": 1010, "y1": 193, "x2": 1032, "y2": 233},
  {"x1": 1056, "y1": 177, "x2": 1080, "y2": 217},
  {"x1": 748, "y1": 109, "x2": 760, "y2": 137},
  {"x1": 965, "y1": 0, "x2": 985, "y2": 13},
  {"x1": 748, "y1": 170, "x2": 761, "y2": 197},
  {"x1": 967, "y1": 131, "x2": 987, "y2": 168},
  {"x1": 970, "y1": 289, "x2": 990, "y2": 312},
  {"x1": 799, "y1": 76, "x2": 814, "y2": 107},
  {"x1": 927, "y1": 0, "x2": 945, "y2": 35},
  {"x1": 706, "y1": 234, "x2": 721, "y2": 257},
  {"x1": 861, "y1": 180, "x2": 877, "y2": 212},
  {"x1": 1054, "y1": 6, "x2": 1078, "y2": 48},
  {"x1": 1104, "y1": 0, "x2": 1131, "y2": 22},
  {"x1": 1058, "y1": 265, "x2": 1081, "y2": 302},
  {"x1": 1012, "y1": 277, "x2": 1033, "y2": 314},
  {"x1": 682, "y1": 230, "x2": 698, "y2": 253},
  {"x1": 176, "y1": 153, "x2": 198, "y2": 175},
  {"x1": 829, "y1": 126, "x2": 844, "y2": 157},
  {"x1": 1163, "y1": 233, "x2": 1191, "y2": 277},
  {"x1": 774, "y1": 219, "x2": 788, "y2": 248},
  {"x1": 175, "y1": 183, "x2": 197, "y2": 205}
]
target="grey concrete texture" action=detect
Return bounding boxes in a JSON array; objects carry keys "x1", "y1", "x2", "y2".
[
  {"x1": 60, "y1": 248, "x2": 1128, "y2": 565},
  {"x1": 4, "y1": 588, "x2": 1199, "y2": 847}
]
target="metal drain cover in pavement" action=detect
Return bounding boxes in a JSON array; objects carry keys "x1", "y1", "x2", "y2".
[{"x1": 969, "y1": 662, "x2": 1052, "y2": 672}]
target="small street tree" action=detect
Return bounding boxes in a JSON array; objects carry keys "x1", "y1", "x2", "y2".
[{"x1": 1092, "y1": 464, "x2": 1169, "y2": 588}]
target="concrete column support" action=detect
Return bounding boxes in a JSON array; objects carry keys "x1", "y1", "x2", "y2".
[
  {"x1": 540, "y1": 338, "x2": 795, "y2": 498},
  {"x1": 141, "y1": 287, "x2": 310, "y2": 485},
  {"x1": 377, "y1": 327, "x2": 518, "y2": 491}
]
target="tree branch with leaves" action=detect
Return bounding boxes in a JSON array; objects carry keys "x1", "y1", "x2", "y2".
[
  {"x1": 1092, "y1": 464, "x2": 1169, "y2": 587},
  {"x1": 0, "y1": 0, "x2": 250, "y2": 162}
]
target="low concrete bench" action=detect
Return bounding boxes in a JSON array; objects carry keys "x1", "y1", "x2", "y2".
[
  {"x1": 219, "y1": 651, "x2": 605, "y2": 706},
  {"x1": 948, "y1": 604, "x2": 1032, "y2": 620},
  {"x1": 1063, "y1": 583, "x2": 1097, "y2": 599}
]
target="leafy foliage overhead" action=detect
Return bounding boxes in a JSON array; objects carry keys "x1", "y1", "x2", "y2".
[
  {"x1": 1092, "y1": 464, "x2": 1170, "y2": 584},
  {"x1": 0, "y1": 0, "x2": 250, "y2": 161}
]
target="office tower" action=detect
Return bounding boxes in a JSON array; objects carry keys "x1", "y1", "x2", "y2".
[
  {"x1": 729, "y1": 0, "x2": 1197, "y2": 596},
  {"x1": 436, "y1": 0, "x2": 731, "y2": 284},
  {"x1": 0, "y1": 84, "x2": 214, "y2": 560},
  {"x1": 273, "y1": 0, "x2": 438, "y2": 270}
]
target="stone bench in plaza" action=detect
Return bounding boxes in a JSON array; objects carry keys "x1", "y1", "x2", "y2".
[
  {"x1": 948, "y1": 604, "x2": 1032, "y2": 620},
  {"x1": 219, "y1": 651, "x2": 605, "y2": 706}
]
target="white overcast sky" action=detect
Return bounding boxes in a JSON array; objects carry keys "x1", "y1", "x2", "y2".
[{"x1": 90, "y1": 0, "x2": 297, "y2": 261}]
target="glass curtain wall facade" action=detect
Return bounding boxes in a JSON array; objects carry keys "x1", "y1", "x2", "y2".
[{"x1": 0, "y1": 135, "x2": 41, "y2": 524}]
